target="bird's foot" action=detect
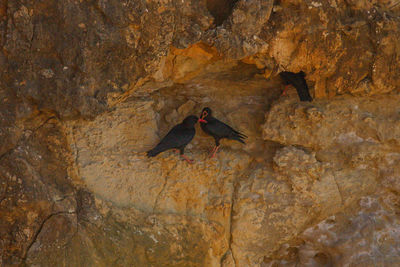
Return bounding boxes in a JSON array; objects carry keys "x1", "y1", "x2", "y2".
[
  {"x1": 181, "y1": 154, "x2": 194, "y2": 164},
  {"x1": 281, "y1": 85, "x2": 290, "y2": 96},
  {"x1": 172, "y1": 149, "x2": 179, "y2": 153},
  {"x1": 208, "y1": 146, "x2": 216, "y2": 158},
  {"x1": 209, "y1": 146, "x2": 220, "y2": 159}
]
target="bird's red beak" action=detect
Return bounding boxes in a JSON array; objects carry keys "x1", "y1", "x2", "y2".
[{"x1": 199, "y1": 111, "x2": 208, "y2": 123}]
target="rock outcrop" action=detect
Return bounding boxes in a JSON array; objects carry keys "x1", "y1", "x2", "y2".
[{"x1": 2, "y1": 0, "x2": 400, "y2": 266}]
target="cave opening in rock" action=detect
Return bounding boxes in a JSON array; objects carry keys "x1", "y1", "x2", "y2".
[
  {"x1": 151, "y1": 61, "x2": 283, "y2": 161},
  {"x1": 206, "y1": 0, "x2": 239, "y2": 26},
  {"x1": 68, "y1": 58, "x2": 284, "y2": 213}
]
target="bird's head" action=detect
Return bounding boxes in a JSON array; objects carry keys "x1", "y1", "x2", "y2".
[
  {"x1": 199, "y1": 107, "x2": 211, "y2": 123},
  {"x1": 183, "y1": 115, "x2": 199, "y2": 127}
]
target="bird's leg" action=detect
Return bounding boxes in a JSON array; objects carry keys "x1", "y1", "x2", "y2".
[
  {"x1": 181, "y1": 154, "x2": 194, "y2": 164},
  {"x1": 281, "y1": 85, "x2": 290, "y2": 96},
  {"x1": 209, "y1": 145, "x2": 220, "y2": 159},
  {"x1": 209, "y1": 146, "x2": 216, "y2": 154},
  {"x1": 208, "y1": 145, "x2": 218, "y2": 157}
]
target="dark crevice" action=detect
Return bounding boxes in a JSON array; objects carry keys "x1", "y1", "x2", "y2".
[
  {"x1": 0, "y1": 115, "x2": 56, "y2": 163},
  {"x1": 152, "y1": 161, "x2": 178, "y2": 213},
  {"x1": 0, "y1": 146, "x2": 14, "y2": 162},
  {"x1": 206, "y1": 0, "x2": 239, "y2": 26},
  {"x1": 221, "y1": 159, "x2": 257, "y2": 266},
  {"x1": 0, "y1": 179, "x2": 8, "y2": 204},
  {"x1": 0, "y1": 0, "x2": 8, "y2": 47},
  {"x1": 91, "y1": 0, "x2": 115, "y2": 27},
  {"x1": 22, "y1": 211, "x2": 76, "y2": 261},
  {"x1": 29, "y1": 22, "x2": 36, "y2": 50}
]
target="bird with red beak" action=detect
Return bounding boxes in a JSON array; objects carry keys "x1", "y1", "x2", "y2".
[{"x1": 198, "y1": 107, "x2": 247, "y2": 158}]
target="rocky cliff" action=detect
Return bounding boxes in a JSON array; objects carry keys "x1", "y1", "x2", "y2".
[{"x1": 1, "y1": 0, "x2": 400, "y2": 266}]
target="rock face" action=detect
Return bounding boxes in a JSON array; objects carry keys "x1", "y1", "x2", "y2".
[{"x1": 2, "y1": 0, "x2": 400, "y2": 266}]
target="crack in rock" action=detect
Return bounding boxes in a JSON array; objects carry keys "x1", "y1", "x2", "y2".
[
  {"x1": 152, "y1": 161, "x2": 178, "y2": 213},
  {"x1": 23, "y1": 211, "x2": 76, "y2": 262}
]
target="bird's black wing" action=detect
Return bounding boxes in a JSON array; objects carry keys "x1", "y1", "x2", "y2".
[
  {"x1": 147, "y1": 124, "x2": 195, "y2": 157},
  {"x1": 279, "y1": 71, "x2": 312, "y2": 102},
  {"x1": 206, "y1": 118, "x2": 247, "y2": 144},
  {"x1": 279, "y1": 72, "x2": 292, "y2": 85},
  {"x1": 293, "y1": 76, "x2": 312, "y2": 102}
]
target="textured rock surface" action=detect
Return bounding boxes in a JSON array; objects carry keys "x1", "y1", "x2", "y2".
[
  {"x1": 265, "y1": 194, "x2": 400, "y2": 266},
  {"x1": 2, "y1": 0, "x2": 400, "y2": 266},
  {"x1": 259, "y1": 95, "x2": 400, "y2": 266}
]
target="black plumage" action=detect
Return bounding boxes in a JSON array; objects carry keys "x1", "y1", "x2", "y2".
[
  {"x1": 147, "y1": 115, "x2": 198, "y2": 163},
  {"x1": 279, "y1": 71, "x2": 313, "y2": 102},
  {"x1": 199, "y1": 107, "x2": 247, "y2": 158}
]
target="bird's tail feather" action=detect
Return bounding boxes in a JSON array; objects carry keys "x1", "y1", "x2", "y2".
[
  {"x1": 232, "y1": 129, "x2": 248, "y2": 139},
  {"x1": 231, "y1": 134, "x2": 246, "y2": 144},
  {"x1": 147, "y1": 147, "x2": 162, "y2": 157},
  {"x1": 299, "y1": 91, "x2": 312, "y2": 102}
]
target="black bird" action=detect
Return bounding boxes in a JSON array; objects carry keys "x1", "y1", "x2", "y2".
[
  {"x1": 147, "y1": 115, "x2": 198, "y2": 163},
  {"x1": 199, "y1": 107, "x2": 247, "y2": 158},
  {"x1": 279, "y1": 71, "x2": 313, "y2": 102}
]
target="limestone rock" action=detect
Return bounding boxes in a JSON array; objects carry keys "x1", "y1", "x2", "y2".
[
  {"x1": 2, "y1": 0, "x2": 400, "y2": 266},
  {"x1": 231, "y1": 144, "x2": 379, "y2": 266},
  {"x1": 265, "y1": 194, "x2": 400, "y2": 266},
  {"x1": 263, "y1": 95, "x2": 400, "y2": 150}
]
